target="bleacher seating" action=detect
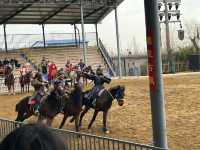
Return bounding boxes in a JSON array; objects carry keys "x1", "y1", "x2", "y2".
[
  {"x1": 27, "y1": 46, "x2": 106, "y2": 71},
  {"x1": 0, "y1": 46, "x2": 107, "y2": 77}
]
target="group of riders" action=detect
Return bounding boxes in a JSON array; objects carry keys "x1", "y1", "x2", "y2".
[{"x1": 25, "y1": 58, "x2": 112, "y2": 114}]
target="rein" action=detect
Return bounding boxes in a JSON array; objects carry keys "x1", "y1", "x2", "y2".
[{"x1": 107, "y1": 89, "x2": 115, "y2": 101}]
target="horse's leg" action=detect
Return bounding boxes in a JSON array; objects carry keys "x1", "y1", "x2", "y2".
[
  {"x1": 59, "y1": 114, "x2": 68, "y2": 129},
  {"x1": 74, "y1": 115, "x2": 80, "y2": 132},
  {"x1": 46, "y1": 118, "x2": 54, "y2": 127},
  {"x1": 88, "y1": 110, "x2": 99, "y2": 129},
  {"x1": 12, "y1": 84, "x2": 15, "y2": 95},
  {"x1": 102, "y1": 111, "x2": 109, "y2": 134},
  {"x1": 38, "y1": 115, "x2": 45, "y2": 124},
  {"x1": 79, "y1": 107, "x2": 90, "y2": 127},
  {"x1": 8, "y1": 85, "x2": 11, "y2": 95},
  {"x1": 28, "y1": 83, "x2": 30, "y2": 93}
]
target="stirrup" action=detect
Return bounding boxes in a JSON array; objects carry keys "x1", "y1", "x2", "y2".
[{"x1": 92, "y1": 99, "x2": 97, "y2": 107}]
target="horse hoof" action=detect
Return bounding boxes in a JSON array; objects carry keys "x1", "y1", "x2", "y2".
[
  {"x1": 105, "y1": 130, "x2": 110, "y2": 134},
  {"x1": 102, "y1": 128, "x2": 110, "y2": 134}
]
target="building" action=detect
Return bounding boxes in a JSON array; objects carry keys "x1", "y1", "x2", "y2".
[{"x1": 111, "y1": 55, "x2": 147, "y2": 76}]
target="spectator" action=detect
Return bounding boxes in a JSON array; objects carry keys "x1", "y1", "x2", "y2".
[
  {"x1": 41, "y1": 60, "x2": 48, "y2": 75},
  {"x1": 0, "y1": 59, "x2": 3, "y2": 67},
  {"x1": 48, "y1": 61, "x2": 57, "y2": 82},
  {"x1": 3, "y1": 58, "x2": 9, "y2": 66},
  {"x1": 10, "y1": 58, "x2": 15, "y2": 69},
  {"x1": 20, "y1": 63, "x2": 28, "y2": 76},
  {"x1": 78, "y1": 59, "x2": 86, "y2": 71},
  {"x1": 0, "y1": 124, "x2": 67, "y2": 150},
  {"x1": 65, "y1": 60, "x2": 74, "y2": 73},
  {"x1": 14, "y1": 58, "x2": 20, "y2": 68}
]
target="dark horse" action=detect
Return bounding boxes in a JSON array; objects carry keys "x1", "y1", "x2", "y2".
[
  {"x1": 79, "y1": 85, "x2": 125, "y2": 133},
  {"x1": 19, "y1": 71, "x2": 32, "y2": 93},
  {"x1": 58, "y1": 83, "x2": 83, "y2": 132},
  {"x1": 4, "y1": 65, "x2": 15, "y2": 95},
  {"x1": 15, "y1": 83, "x2": 83, "y2": 132},
  {"x1": 15, "y1": 85, "x2": 67, "y2": 124}
]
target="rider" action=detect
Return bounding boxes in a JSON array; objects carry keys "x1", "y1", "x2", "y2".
[
  {"x1": 30, "y1": 72, "x2": 48, "y2": 114},
  {"x1": 83, "y1": 69, "x2": 111, "y2": 106}
]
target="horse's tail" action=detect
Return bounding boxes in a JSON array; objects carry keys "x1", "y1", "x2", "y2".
[{"x1": 15, "y1": 96, "x2": 30, "y2": 112}]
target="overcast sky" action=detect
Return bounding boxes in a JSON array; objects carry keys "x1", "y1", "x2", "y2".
[{"x1": 0, "y1": 0, "x2": 198, "y2": 53}]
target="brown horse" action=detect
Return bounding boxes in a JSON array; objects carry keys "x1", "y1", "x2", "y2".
[
  {"x1": 19, "y1": 71, "x2": 33, "y2": 93},
  {"x1": 79, "y1": 85, "x2": 125, "y2": 133},
  {"x1": 15, "y1": 84, "x2": 66, "y2": 123},
  {"x1": 4, "y1": 66, "x2": 15, "y2": 95}
]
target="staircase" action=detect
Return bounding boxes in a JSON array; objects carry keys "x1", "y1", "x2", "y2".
[{"x1": 98, "y1": 39, "x2": 116, "y2": 76}]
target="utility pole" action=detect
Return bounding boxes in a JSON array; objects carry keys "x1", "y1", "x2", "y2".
[
  {"x1": 164, "y1": 0, "x2": 172, "y2": 73},
  {"x1": 158, "y1": 0, "x2": 183, "y2": 73}
]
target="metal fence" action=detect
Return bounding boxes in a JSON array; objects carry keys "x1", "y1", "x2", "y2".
[
  {"x1": 0, "y1": 32, "x2": 96, "y2": 51},
  {"x1": 0, "y1": 118, "x2": 166, "y2": 150}
]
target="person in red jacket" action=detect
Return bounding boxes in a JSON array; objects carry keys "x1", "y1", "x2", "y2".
[{"x1": 48, "y1": 61, "x2": 57, "y2": 82}]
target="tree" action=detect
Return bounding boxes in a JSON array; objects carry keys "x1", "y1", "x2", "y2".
[{"x1": 185, "y1": 21, "x2": 200, "y2": 52}]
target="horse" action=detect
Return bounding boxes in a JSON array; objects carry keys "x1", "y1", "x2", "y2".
[
  {"x1": 4, "y1": 66, "x2": 15, "y2": 95},
  {"x1": 19, "y1": 71, "x2": 32, "y2": 93},
  {"x1": 15, "y1": 83, "x2": 83, "y2": 132},
  {"x1": 58, "y1": 83, "x2": 83, "y2": 132},
  {"x1": 78, "y1": 85, "x2": 125, "y2": 133},
  {"x1": 15, "y1": 84, "x2": 67, "y2": 123}
]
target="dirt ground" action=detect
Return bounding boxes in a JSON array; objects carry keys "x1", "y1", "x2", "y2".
[{"x1": 0, "y1": 73, "x2": 200, "y2": 150}]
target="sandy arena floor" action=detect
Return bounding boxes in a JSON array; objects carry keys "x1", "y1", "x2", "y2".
[{"x1": 0, "y1": 73, "x2": 200, "y2": 150}]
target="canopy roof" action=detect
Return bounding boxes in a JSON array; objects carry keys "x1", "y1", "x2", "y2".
[{"x1": 0, "y1": 0, "x2": 124, "y2": 25}]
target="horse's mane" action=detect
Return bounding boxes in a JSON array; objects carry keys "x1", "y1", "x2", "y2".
[{"x1": 109, "y1": 85, "x2": 125, "y2": 92}]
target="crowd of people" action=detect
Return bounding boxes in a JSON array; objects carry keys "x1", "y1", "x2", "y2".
[
  {"x1": 27, "y1": 57, "x2": 109, "y2": 114},
  {"x1": 36, "y1": 56, "x2": 100, "y2": 82},
  {"x1": 0, "y1": 57, "x2": 20, "y2": 69}
]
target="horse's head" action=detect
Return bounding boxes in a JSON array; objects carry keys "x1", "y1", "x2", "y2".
[{"x1": 109, "y1": 85, "x2": 125, "y2": 106}]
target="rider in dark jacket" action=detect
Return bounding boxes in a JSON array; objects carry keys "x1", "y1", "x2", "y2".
[
  {"x1": 83, "y1": 70, "x2": 111, "y2": 106},
  {"x1": 30, "y1": 72, "x2": 47, "y2": 113}
]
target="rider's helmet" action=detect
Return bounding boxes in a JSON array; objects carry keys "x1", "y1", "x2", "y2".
[{"x1": 96, "y1": 65, "x2": 103, "y2": 76}]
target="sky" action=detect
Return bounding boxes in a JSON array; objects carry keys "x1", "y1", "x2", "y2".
[{"x1": 0, "y1": 0, "x2": 199, "y2": 54}]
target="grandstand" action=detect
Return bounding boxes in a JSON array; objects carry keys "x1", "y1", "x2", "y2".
[{"x1": 26, "y1": 46, "x2": 106, "y2": 70}]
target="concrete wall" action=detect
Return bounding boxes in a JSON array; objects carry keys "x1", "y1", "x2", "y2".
[{"x1": 112, "y1": 56, "x2": 147, "y2": 76}]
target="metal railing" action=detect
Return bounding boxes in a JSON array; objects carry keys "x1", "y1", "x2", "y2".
[
  {"x1": 0, "y1": 118, "x2": 166, "y2": 150},
  {"x1": 98, "y1": 39, "x2": 116, "y2": 76}
]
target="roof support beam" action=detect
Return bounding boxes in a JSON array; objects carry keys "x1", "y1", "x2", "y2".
[
  {"x1": 0, "y1": 1, "x2": 38, "y2": 24},
  {"x1": 40, "y1": 0, "x2": 78, "y2": 24},
  {"x1": 96, "y1": 7, "x2": 113, "y2": 23},
  {"x1": 73, "y1": 6, "x2": 104, "y2": 24},
  {"x1": 3, "y1": 24, "x2": 8, "y2": 52}
]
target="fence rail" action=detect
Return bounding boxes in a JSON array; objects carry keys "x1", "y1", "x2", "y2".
[{"x1": 0, "y1": 118, "x2": 166, "y2": 150}]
